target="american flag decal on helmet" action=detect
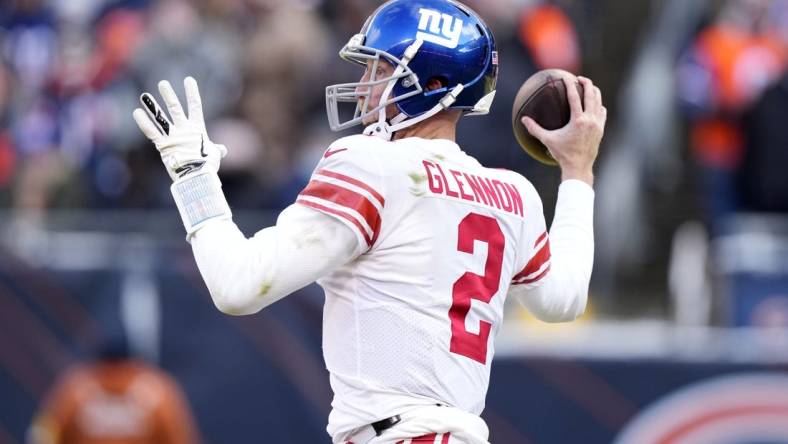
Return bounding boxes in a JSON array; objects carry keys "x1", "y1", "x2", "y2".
[{"x1": 492, "y1": 51, "x2": 499, "y2": 66}]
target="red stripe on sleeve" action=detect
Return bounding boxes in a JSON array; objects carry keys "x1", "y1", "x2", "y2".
[
  {"x1": 412, "y1": 433, "x2": 438, "y2": 443},
  {"x1": 441, "y1": 432, "x2": 451, "y2": 444},
  {"x1": 299, "y1": 180, "x2": 381, "y2": 244},
  {"x1": 296, "y1": 199, "x2": 373, "y2": 246},
  {"x1": 512, "y1": 232, "x2": 551, "y2": 282},
  {"x1": 533, "y1": 231, "x2": 548, "y2": 247},
  {"x1": 517, "y1": 264, "x2": 551, "y2": 285},
  {"x1": 317, "y1": 169, "x2": 385, "y2": 206}
]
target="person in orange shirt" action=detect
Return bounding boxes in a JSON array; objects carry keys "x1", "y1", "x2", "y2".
[
  {"x1": 676, "y1": 0, "x2": 786, "y2": 227},
  {"x1": 28, "y1": 341, "x2": 200, "y2": 444},
  {"x1": 518, "y1": 3, "x2": 581, "y2": 73}
]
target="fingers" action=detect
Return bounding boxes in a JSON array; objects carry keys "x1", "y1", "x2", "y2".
[
  {"x1": 184, "y1": 76, "x2": 204, "y2": 125},
  {"x1": 158, "y1": 80, "x2": 187, "y2": 125},
  {"x1": 595, "y1": 86, "x2": 606, "y2": 120},
  {"x1": 565, "y1": 76, "x2": 584, "y2": 119},
  {"x1": 136, "y1": 77, "x2": 209, "y2": 147},
  {"x1": 578, "y1": 77, "x2": 602, "y2": 110},
  {"x1": 140, "y1": 93, "x2": 171, "y2": 135},
  {"x1": 133, "y1": 108, "x2": 163, "y2": 141},
  {"x1": 522, "y1": 116, "x2": 551, "y2": 144},
  {"x1": 577, "y1": 76, "x2": 595, "y2": 112},
  {"x1": 577, "y1": 76, "x2": 607, "y2": 122}
]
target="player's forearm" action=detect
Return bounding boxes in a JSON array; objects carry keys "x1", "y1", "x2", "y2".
[
  {"x1": 561, "y1": 167, "x2": 594, "y2": 187},
  {"x1": 517, "y1": 180, "x2": 594, "y2": 321},
  {"x1": 190, "y1": 220, "x2": 269, "y2": 315},
  {"x1": 190, "y1": 205, "x2": 357, "y2": 315},
  {"x1": 191, "y1": 220, "x2": 308, "y2": 316}
]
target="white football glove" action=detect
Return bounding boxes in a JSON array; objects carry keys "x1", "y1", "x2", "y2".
[
  {"x1": 133, "y1": 77, "x2": 232, "y2": 240},
  {"x1": 132, "y1": 77, "x2": 227, "y2": 181}
]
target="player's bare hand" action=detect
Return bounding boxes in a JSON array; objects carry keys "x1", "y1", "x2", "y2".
[{"x1": 522, "y1": 75, "x2": 606, "y2": 185}]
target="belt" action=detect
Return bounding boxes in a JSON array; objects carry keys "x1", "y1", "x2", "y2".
[
  {"x1": 347, "y1": 415, "x2": 401, "y2": 444},
  {"x1": 372, "y1": 415, "x2": 401, "y2": 436},
  {"x1": 346, "y1": 404, "x2": 444, "y2": 443}
]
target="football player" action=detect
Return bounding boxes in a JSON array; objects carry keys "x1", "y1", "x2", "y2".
[{"x1": 132, "y1": 0, "x2": 605, "y2": 443}]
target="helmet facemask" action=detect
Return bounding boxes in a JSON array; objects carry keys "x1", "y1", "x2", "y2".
[
  {"x1": 326, "y1": 34, "x2": 423, "y2": 134},
  {"x1": 325, "y1": 1, "x2": 498, "y2": 140}
]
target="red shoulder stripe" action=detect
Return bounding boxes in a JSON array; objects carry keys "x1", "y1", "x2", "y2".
[
  {"x1": 299, "y1": 180, "x2": 381, "y2": 244},
  {"x1": 296, "y1": 199, "x2": 373, "y2": 247},
  {"x1": 316, "y1": 169, "x2": 385, "y2": 206}
]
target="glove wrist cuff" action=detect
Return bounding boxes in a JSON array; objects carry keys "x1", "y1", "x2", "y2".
[{"x1": 171, "y1": 172, "x2": 232, "y2": 241}]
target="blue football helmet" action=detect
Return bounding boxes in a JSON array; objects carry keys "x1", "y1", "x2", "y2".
[{"x1": 325, "y1": 0, "x2": 498, "y2": 139}]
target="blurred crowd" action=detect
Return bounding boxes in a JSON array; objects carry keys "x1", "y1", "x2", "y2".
[
  {"x1": 1, "y1": 0, "x2": 787, "y2": 215},
  {"x1": 1, "y1": 0, "x2": 788, "y2": 316},
  {"x1": 677, "y1": 0, "x2": 788, "y2": 227},
  {"x1": 0, "y1": 0, "x2": 588, "y2": 218},
  {"x1": 0, "y1": 0, "x2": 343, "y2": 215}
]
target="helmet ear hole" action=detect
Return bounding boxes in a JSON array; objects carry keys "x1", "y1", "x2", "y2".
[
  {"x1": 426, "y1": 76, "x2": 448, "y2": 92},
  {"x1": 327, "y1": 0, "x2": 498, "y2": 129}
]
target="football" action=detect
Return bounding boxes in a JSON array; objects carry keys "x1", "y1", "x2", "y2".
[{"x1": 511, "y1": 69, "x2": 584, "y2": 166}]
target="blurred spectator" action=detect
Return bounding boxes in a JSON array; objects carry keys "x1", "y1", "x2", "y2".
[
  {"x1": 207, "y1": 116, "x2": 268, "y2": 207},
  {"x1": 0, "y1": 128, "x2": 14, "y2": 190},
  {"x1": 676, "y1": 0, "x2": 787, "y2": 228},
  {"x1": 739, "y1": 69, "x2": 788, "y2": 212},
  {"x1": 518, "y1": 3, "x2": 581, "y2": 73},
  {"x1": 131, "y1": 0, "x2": 242, "y2": 122},
  {"x1": 27, "y1": 338, "x2": 200, "y2": 444},
  {"x1": 2, "y1": 0, "x2": 58, "y2": 98},
  {"x1": 240, "y1": 2, "x2": 331, "y2": 207}
]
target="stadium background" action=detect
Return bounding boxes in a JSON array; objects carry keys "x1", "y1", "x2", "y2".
[{"x1": 1, "y1": 0, "x2": 788, "y2": 442}]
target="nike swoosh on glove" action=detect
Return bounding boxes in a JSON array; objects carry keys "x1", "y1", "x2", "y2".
[
  {"x1": 132, "y1": 77, "x2": 232, "y2": 240},
  {"x1": 133, "y1": 77, "x2": 227, "y2": 181}
]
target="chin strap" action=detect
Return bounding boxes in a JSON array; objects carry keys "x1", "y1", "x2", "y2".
[{"x1": 363, "y1": 83, "x2": 465, "y2": 141}]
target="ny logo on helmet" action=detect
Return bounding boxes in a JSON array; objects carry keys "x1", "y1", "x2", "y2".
[{"x1": 416, "y1": 8, "x2": 463, "y2": 49}]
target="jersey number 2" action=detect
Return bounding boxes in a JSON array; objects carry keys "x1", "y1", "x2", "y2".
[{"x1": 449, "y1": 213, "x2": 505, "y2": 364}]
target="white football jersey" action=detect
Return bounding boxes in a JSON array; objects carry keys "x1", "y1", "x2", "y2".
[{"x1": 296, "y1": 135, "x2": 552, "y2": 438}]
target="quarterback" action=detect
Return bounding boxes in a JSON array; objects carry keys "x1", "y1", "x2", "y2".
[{"x1": 132, "y1": 0, "x2": 605, "y2": 443}]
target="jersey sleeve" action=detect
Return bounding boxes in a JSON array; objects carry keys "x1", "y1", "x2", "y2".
[
  {"x1": 296, "y1": 138, "x2": 385, "y2": 253},
  {"x1": 510, "y1": 179, "x2": 551, "y2": 290},
  {"x1": 510, "y1": 180, "x2": 594, "y2": 322}
]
